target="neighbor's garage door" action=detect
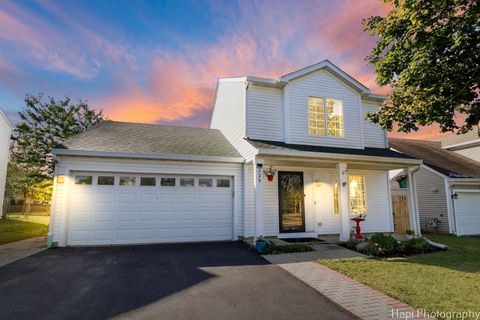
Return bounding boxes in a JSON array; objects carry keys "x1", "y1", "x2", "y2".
[
  {"x1": 67, "y1": 173, "x2": 233, "y2": 245},
  {"x1": 454, "y1": 192, "x2": 480, "y2": 236}
]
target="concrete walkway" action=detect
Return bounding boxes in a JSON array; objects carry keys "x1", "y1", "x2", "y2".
[
  {"x1": 280, "y1": 262, "x2": 434, "y2": 320},
  {"x1": 262, "y1": 242, "x2": 366, "y2": 264},
  {"x1": 0, "y1": 237, "x2": 47, "y2": 267}
]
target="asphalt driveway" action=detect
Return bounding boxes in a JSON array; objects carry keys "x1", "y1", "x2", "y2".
[{"x1": 0, "y1": 241, "x2": 356, "y2": 320}]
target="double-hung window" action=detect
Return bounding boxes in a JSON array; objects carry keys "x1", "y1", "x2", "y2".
[
  {"x1": 331, "y1": 175, "x2": 367, "y2": 215},
  {"x1": 308, "y1": 97, "x2": 344, "y2": 137}
]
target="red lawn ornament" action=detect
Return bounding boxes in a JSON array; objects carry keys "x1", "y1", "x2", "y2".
[{"x1": 351, "y1": 217, "x2": 366, "y2": 239}]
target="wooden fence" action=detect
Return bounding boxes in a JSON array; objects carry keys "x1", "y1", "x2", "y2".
[
  {"x1": 2, "y1": 202, "x2": 50, "y2": 216},
  {"x1": 392, "y1": 195, "x2": 410, "y2": 234}
]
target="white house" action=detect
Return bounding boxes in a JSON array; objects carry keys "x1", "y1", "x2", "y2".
[
  {"x1": 49, "y1": 60, "x2": 422, "y2": 247},
  {"x1": 435, "y1": 128, "x2": 480, "y2": 162},
  {"x1": 390, "y1": 138, "x2": 480, "y2": 236},
  {"x1": 0, "y1": 108, "x2": 13, "y2": 216}
]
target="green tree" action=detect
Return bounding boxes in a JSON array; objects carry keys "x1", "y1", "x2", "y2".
[
  {"x1": 11, "y1": 94, "x2": 104, "y2": 180},
  {"x1": 363, "y1": 0, "x2": 479, "y2": 133}
]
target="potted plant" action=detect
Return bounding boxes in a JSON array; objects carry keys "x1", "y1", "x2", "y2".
[{"x1": 255, "y1": 236, "x2": 268, "y2": 253}]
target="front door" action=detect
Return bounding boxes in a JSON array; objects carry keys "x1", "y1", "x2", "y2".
[{"x1": 278, "y1": 171, "x2": 305, "y2": 233}]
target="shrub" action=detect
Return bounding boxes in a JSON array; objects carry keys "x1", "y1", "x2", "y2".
[
  {"x1": 399, "y1": 237, "x2": 430, "y2": 255},
  {"x1": 367, "y1": 233, "x2": 399, "y2": 256},
  {"x1": 263, "y1": 242, "x2": 314, "y2": 255},
  {"x1": 345, "y1": 239, "x2": 359, "y2": 249}
]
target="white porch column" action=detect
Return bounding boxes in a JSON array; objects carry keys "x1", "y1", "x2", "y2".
[
  {"x1": 337, "y1": 163, "x2": 350, "y2": 241},
  {"x1": 406, "y1": 166, "x2": 421, "y2": 235},
  {"x1": 253, "y1": 158, "x2": 264, "y2": 241}
]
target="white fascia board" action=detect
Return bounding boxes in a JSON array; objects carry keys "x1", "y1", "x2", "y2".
[
  {"x1": 448, "y1": 178, "x2": 480, "y2": 185},
  {"x1": 279, "y1": 60, "x2": 370, "y2": 94},
  {"x1": 257, "y1": 148, "x2": 422, "y2": 165},
  {"x1": 442, "y1": 139, "x2": 480, "y2": 150},
  {"x1": 421, "y1": 164, "x2": 450, "y2": 179},
  {"x1": 53, "y1": 149, "x2": 245, "y2": 163},
  {"x1": 361, "y1": 93, "x2": 386, "y2": 103}
]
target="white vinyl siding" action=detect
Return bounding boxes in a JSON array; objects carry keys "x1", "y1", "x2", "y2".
[
  {"x1": 284, "y1": 69, "x2": 363, "y2": 148},
  {"x1": 454, "y1": 145, "x2": 480, "y2": 162},
  {"x1": 362, "y1": 101, "x2": 387, "y2": 148},
  {"x1": 210, "y1": 80, "x2": 257, "y2": 160},
  {"x1": 415, "y1": 167, "x2": 450, "y2": 233},
  {"x1": 0, "y1": 112, "x2": 11, "y2": 217},
  {"x1": 246, "y1": 85, "x2": 284, "y2": 141}
]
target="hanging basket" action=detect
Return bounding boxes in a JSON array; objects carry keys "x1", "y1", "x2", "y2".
[{"x1": 397, "y1": 177, "x2": 408, "y2": 189}]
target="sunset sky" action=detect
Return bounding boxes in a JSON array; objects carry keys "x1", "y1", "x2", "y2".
[{"x1": 0, "y1": 0, "x2": 447, "y2": 139}]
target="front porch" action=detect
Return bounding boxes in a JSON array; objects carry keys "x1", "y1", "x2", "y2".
[{"x1": 246, "y1": 152, "x2": 422, "y2": 242}]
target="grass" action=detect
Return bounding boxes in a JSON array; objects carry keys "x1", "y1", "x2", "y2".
[
  {"x1": 0, "y1": 219, "x2": 48, "y2": 245},
  {"x1": 319, "y1": 234, "x2": 480, "y2": 319},
  {"x1": 7, "y1": 214, "x2": 50, "y2": 225}
]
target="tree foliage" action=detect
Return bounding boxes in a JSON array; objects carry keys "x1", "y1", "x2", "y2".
[
  {"x1": 11, "y1": 94, "x2": 104, "y2": 181},
  {"x1": 363, "y1": 0, "x2": 479, "y2": 133}
]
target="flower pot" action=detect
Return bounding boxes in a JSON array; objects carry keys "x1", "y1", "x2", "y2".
[
  {"x1": 398, "y1": 178, "x2": 408, "y2": 189},
  {"x1": 266, "y1": 174, "x2": 274, "y2": 182},
  {"x1": 255, "y1": 240, "x2": 268, "y2": 253}
]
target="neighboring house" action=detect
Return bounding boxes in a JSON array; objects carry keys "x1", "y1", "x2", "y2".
[
  {"x1": 390, "y1": 138, "x2": 480, "y2": 236},
  {"x1": 0, "y1": 108, "x2": 13, "y2": 216},
  {"x1": 434, "y1": 128, "x2": 480, "y2": 162},
  {"x1": 49, "y1": 60, "x2": 421, "y2": 247}
]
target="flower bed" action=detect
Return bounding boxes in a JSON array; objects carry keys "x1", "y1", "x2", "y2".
[{"x1": 343, "y1": 233, "x2": 443, "y2": 257}]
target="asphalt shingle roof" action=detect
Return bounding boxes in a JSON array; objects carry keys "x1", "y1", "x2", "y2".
[
  {"x1": 57, "y1": 121, "x2": 241, "y2": 158},
  {"x1": 389, "y1": 138, "x2": 480, "y2": 178},
  {"x1": 246, "y1": 138, "x2": 415, "y2": 159}
]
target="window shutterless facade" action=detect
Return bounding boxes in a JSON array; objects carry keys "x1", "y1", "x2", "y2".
[{"x1": 308, "y1": 97, "x2": 344, "y2": 137}]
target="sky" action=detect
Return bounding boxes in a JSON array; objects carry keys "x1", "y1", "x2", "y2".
[{"x1": 0, "y1": 0, "x2": 446, "y2": 139}]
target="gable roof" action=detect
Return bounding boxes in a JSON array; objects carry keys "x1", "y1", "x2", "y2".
[
  {"x1": 54, "y1": 121, "x2": 242, "y2": 162},
  {"x1": 217, "y1": 60, "x2": 385, "y2": 101},
  {"x1": 279, "y1": 60, "x2": 370, "y2": 93},
  {"x1": 389, "y1": 138, "x2": 480, "y2": 178}
]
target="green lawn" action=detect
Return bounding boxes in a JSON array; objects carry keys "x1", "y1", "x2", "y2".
[
  {"x1": 319, "y1": 234, "x2": 480, "y2": 319},
  {"x1": 0, "y1": 219, "x2": 48, "y2": 245}
]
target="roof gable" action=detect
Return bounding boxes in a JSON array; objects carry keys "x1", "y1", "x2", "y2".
[{"x1": 280, "y1": 60, "x2": 370, "y2": 94}]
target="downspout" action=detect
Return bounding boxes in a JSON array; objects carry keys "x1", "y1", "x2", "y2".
[
  {"x1": 408, "y1": 165, "x2": 421, "y2": 235},
  {"x1": 242, "y1": 162, "x2": 248, "y2": 239}
]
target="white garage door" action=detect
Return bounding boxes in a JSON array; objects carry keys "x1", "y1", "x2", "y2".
[
  {"x1": 454, "y1": 192, "x2": 480, "y2": 236},
  {"x1": 67, "y1": 173, "x2": 233, "y2": 245}
]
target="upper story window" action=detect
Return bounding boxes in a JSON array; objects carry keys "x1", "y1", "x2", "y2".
[{"x1": 308, "y1": 97, "x2": 344, "y2": 137}]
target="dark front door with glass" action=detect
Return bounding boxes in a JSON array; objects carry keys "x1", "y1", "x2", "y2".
[{"x1": 278, "y1": 171, "x2": 305, "y2": 233}]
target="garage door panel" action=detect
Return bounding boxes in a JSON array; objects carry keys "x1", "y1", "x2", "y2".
[
  {"x1": 116, "y1": 229, "x2": 135, "y2": 241},
  {"x1": 96, "y1": 192, "x2": 115, "y2": 204},
  {"x1": 158, "y1": 193, "x2": 177, "y2": 203},
  {"x1": 92, "y1": 229, "x2": 114, "y2": 242},
  {"x1": 454, "y1": 192, "x2": 480, "y2": 236},
  {"x1": 67, "y1": 173, "x2": 233, "y2": 245},
  {"x1": 117, "y1": 193, "x2": 136, "y2": 203},
  {"x1": 139, "y1": 193, "x2": 156, "y2": 203}
]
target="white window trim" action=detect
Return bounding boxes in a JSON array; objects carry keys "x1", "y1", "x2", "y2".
[
  {"x1": 347, "y1": 175, "x2": 367, "y2": 215},
  {"x1": 308, "y1": 96, "x2": 345, "y2": 138}
]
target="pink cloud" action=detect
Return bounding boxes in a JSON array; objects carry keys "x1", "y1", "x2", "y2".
[{"x1": 97, "y1": 1, "x2": 390, "y2": 124}]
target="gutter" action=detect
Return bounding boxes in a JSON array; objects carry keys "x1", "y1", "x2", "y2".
[
  {"x1": 52, "y1": 148, "x2": 245, "y2": 164},
  {"x1": 257, "y1": 148, "x2": 422, "y2": 165}
]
